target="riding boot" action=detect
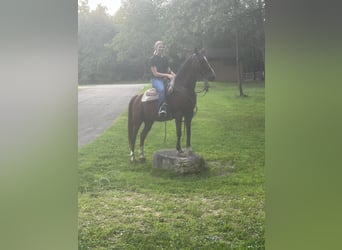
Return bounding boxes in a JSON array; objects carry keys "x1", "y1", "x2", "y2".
[{"x1": 158, "y1": 102, "x2": 167, "y2": 117}]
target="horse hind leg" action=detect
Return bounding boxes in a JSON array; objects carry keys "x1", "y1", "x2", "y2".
[
  {"x1": 129, "y1": 115, "x2": 143, "y2": 163},
  {"x1": 139, "y1": 121, "x2": 154, "y2": 162},
  {"x1": 129, "y1": 122, "x2": 142, "y2": 163}
]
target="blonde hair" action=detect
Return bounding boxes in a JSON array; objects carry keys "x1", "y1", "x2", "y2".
[{"x1": 153, "y1": 40, "x2": 164, "y2": 55}]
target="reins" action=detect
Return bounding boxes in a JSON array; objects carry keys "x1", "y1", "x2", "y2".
[
  {"x1": 163, "y1": 120, "x2": 167, "y2": 143},
  {"x1": 195, "y1": 80, "x2": 210, "y2": 96}
]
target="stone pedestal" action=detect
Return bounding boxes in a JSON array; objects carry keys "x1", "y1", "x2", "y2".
[{"x1": 152, "y1": 149, "x2": 207, "y2": 174}]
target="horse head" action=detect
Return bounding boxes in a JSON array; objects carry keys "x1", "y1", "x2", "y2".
[{"x1": 193, "y1": 48, "x2": 216, "y2": 81}]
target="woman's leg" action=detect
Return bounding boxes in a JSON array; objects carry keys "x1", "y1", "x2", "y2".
[{"x1": 151, "y1": 78, "x2": 165, "y2": 109}]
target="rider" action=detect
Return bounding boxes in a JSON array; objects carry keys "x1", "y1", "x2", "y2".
[{"x1": 150, "y1": 40, "x2": 176, "y2": 117}]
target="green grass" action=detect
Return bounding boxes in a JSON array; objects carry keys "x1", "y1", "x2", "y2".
[{"x1": 78, "y1": 82, "x2": 265, "y2": 249}]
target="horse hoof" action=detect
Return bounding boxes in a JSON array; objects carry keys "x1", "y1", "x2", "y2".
[
  {"x1": 139, "y1": 157, "x2": 146, "y2": 163},
  {"x1": 177, "y1": 150, "x2": 187, "y2": 157},
  {"x1": 185, "y1": 147, "x2": 193, "y2": 155}
]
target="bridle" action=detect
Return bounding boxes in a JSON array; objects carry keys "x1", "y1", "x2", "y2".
[
  {"x1": 195, "y1": 79, "x2": 210, "y2": 96},
  {"x1": 194, "y1": 54, "x2": 212, "y2": 96}
]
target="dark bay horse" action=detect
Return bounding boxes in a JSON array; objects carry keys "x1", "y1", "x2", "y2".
[{"x1": 128, "y1": 49, "x2": 216, "y2": 162}]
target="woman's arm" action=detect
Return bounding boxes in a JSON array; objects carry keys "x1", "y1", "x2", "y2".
[
  {"x1": 151, "y1": 66, "x2": 174, "y2": 79},
  {"x1": 168, "y1": 67, "x2": 176, "y2": 77}
]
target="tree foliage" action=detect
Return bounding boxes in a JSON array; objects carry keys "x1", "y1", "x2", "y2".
[
  {"x1": 110, "y1": 0, "x2": 165, "y2": 80},
  {"x1": 78, "y1": 1, "x2": 117, "y2": 83},
  {"x1": 78, "y1": 0, "x2": 265, "y2": 84}
]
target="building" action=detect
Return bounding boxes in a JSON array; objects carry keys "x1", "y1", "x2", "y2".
[{"x1": 206, "y1": 48, "x2": 241, "y2": 82}]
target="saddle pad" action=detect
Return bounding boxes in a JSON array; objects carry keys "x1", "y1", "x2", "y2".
[{"x1": 142, "y1": 88, "x2": 159, "y2": 102}]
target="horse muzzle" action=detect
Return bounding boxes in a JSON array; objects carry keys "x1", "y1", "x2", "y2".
[{"x1": 207, "y1": 72, "x2": 216, "y2": 81}]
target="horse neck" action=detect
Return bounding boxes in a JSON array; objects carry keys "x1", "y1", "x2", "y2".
[{"x1": 174, "y1": 60, "x2": 197, "y2": 92}]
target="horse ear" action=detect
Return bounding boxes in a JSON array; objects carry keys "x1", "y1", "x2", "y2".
[
  {"x1": 199, "y1": 48, "x2": 205, "y2": 55},
  {"x1": 194, "y1": 48, "x2": 199, "y2": 55}
]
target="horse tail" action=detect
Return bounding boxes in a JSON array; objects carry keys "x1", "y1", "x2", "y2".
[{"x1": 128, "y1": 95, "x2": 137, "y2": 150}]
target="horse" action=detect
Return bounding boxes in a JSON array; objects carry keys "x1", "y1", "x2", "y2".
[{"x1": 128, "y1": 49, "x2": 216, "y2": 162}]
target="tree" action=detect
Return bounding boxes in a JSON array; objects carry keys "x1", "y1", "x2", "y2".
[
  {"x1": 109, "y1": 0, "x2": 164, "y2": 80},
  {"x1": 232, "y1": 0, "x2": 265, "y2": 95},
  {"x1": 78, "y1": 0, "x2": 265, "y2": 84},
  {"x1": 78, "y1": 2, "x2": 117, "y2": 83},
  {"x1": 236, "y1": 0, "x2": 265, "y2": 79},
  {"x1": 196, "y1": 0, "x2": 264, "y2": 94}
]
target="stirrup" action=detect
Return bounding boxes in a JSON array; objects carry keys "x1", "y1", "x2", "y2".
[
  {"x1": 159, "y1": 110, "x2": 166, "y2": 116},
  {"x1": 158, "y1": 106, "x2": 167, "y2": 117}
]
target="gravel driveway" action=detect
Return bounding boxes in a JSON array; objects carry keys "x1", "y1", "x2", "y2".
[{"x1": 78, "y1": 84, "x2": 146, "y2": 148}]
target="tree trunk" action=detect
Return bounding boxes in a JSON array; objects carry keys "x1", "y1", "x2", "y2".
[
  {"x1": 234, "y1": 0, "x2": 245, "y2": 97},
  {"x1": 235, "y1": 28, "x2": 244, "y2": 96}
]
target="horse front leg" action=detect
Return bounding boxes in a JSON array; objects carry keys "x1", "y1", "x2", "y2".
[
  {"x1": 175, "y1": 116, "x2": 183, "y2": 153},
  {"x1": 184, "y1": 115, "x2": 193, "y2": 154}
]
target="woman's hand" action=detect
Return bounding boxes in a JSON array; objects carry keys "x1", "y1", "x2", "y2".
[{"x1": 167, "y1": 74, "x2": 175, "y2": 80}]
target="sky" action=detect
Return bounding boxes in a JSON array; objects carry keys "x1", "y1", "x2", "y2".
[{"x1": 87, "y1": 0, "x2": 122, "y2": 16}]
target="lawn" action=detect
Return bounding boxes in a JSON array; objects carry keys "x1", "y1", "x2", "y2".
[{"x1": 78, "y1": 81, "x2": 265, "y2": 249}]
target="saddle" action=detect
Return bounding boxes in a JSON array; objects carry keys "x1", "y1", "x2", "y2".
[
  {"x1": 141, "y1": 88, "x2": 159, "y2": 102},
  {"x1": 141, "y1": 78, "x2": 174, "y2": 103}
]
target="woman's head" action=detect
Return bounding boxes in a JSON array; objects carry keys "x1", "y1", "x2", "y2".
[{"x1": 154, "y1": 40, "x2": 165, "y2": 55}]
